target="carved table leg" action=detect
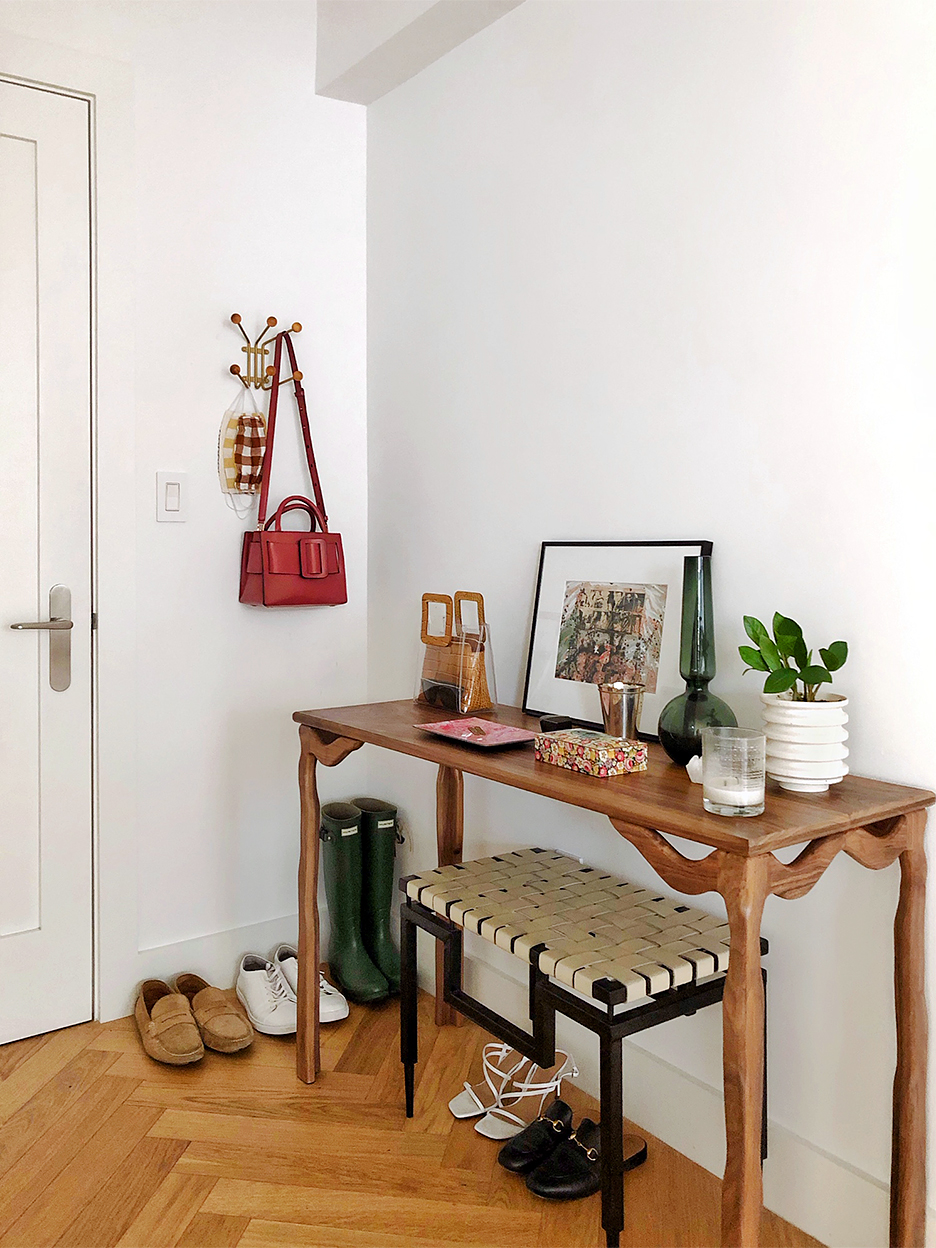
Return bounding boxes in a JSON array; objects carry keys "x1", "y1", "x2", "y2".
[
  {"x1": 719, "y1": 853, "x2": 770, "y2": 1247},
  {"x1": 614, "y1": 813, "x2": 930, "y2": 1247},
  {"x1": 297, "y1": 726, "x2": 363, "y2": 1084},
  {"x1": 297, "y1": 739, "x2": 321, "y2": 1083},
  {"x1": 891, "y1": 809, "x2": 928, "y2": 1247},
  {"x1": 435, "y1": 765, "x2": 464, "y2": 1026}
]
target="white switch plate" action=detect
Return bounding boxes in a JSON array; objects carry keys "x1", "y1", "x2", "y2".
[{"x1": 156, "y1": 471, "x2": 188, "y2": 522}]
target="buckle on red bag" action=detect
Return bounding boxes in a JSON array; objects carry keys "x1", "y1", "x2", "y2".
[{"x1": 300, "y1": 537, "x2": 328, "y2": 579}]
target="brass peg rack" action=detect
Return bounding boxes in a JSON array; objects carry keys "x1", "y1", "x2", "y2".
[{"x1": 229, "y1": 314, "x2": 303, "y2": 390}]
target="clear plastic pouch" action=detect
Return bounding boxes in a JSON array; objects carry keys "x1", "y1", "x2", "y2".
[
  {"x1": 218, "y1": 385, "x2": 265, "y2": 517},
  {"x1": 415, "y1": 592, "x2": 497, "y2": 715}
]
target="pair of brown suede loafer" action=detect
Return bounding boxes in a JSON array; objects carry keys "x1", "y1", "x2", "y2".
[{"x1": 134, "y1": 974, "x2": 254, "y2": 1065}]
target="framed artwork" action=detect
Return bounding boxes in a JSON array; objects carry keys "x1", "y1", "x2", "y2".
[{"x1": 522, "y1": 540, "x2": 713, "y2": 736}]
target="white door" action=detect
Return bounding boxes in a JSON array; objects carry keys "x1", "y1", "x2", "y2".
[{"x1": 0, "y1": 81, "x2": 93, "y2": 1043}]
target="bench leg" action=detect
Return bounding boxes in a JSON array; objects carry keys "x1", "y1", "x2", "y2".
[
  {"x1": 599, "y1": 1033, "x2": 624, "y2": 1248},
  {"x1": 401, "y1": 907, "x2": 418, "y2": 1118}
]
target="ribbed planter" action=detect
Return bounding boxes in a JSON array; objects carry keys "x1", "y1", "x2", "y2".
[{"x1": 761, "y1": 692, "x2": 849, "y2": 793}]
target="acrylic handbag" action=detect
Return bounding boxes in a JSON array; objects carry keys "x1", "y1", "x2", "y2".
[
  {"x1": 239, "y1": 332, "x2": 347, "y2": 607},
  {"x1": 416, "y1": 592, "x2": 496, "y2": 713}
]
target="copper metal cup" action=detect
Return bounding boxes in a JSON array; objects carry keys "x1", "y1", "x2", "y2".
[{"x1": 599, "y1": 682, "x2": 644, "y2": 739}]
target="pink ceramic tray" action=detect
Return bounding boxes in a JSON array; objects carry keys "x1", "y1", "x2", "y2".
[{"x1": 416, "y1": 718, "x2": 537, "y2": 749}]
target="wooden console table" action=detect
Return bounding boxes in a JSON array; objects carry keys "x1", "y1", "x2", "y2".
[{"x1": 293, "y1": 699, "x2": 933, "y2": 1248}]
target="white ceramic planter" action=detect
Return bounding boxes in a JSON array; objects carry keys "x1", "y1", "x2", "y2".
[{"x1": 761, "y1": 692, "x2": 849, "y2": 793}]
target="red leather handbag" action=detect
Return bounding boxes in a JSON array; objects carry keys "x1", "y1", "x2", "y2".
[{"x1": 239, "y1": 333, "x2": 347, "y2": 607}]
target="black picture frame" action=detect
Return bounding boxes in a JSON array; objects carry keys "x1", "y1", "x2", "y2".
[{"x1": 522, "y1": 540, "x2": 714, "y2": 737}]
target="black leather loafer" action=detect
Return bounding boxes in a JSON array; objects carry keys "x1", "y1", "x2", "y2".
[
  {"x1": 497, "y1": 1098, "x2": 573, "y2": 1174},
  {"x1": 526, "y1": 1117, "x2": 602, "y2": 1200},
  {"x1": 526, "y1": 1119, "x2": 649, "y2": 1200}
]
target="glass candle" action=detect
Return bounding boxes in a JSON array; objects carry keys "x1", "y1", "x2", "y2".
[{"x1": 702, "y1": 727, "x2": 766, "y2": 817}]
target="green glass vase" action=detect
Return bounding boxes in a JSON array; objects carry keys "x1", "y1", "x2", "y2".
[{"x1": 658, "y1": 555, "x2": 737, "y2": 765}]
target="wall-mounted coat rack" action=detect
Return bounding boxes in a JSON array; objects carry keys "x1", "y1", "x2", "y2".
[{"x1": 229, "y1": 314, "x2": 303, "y2": 389}]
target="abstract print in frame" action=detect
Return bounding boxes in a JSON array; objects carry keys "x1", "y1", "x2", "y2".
[
  {"x1": 523, "y1": 541, "x2": 713, "y2": 736},
  {"x1": 554, "y1": 581, "x2": 666, "y2": 692}
]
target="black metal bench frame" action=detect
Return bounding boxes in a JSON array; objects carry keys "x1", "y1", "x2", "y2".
[{"x1": 400, "y1": 875, "x2": 768, "y2": 1247}]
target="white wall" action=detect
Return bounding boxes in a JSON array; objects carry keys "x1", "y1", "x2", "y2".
[
  {"x1": 367, "y1": 2, "x2": 936, "y2": 1243},
  {"x1": 0, "y1": 1, "x2": 368, "y2": 1016}
]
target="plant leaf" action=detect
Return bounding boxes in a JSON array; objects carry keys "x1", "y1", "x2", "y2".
[
  {"x1": 759, "y1": 636, "x2": 783, "y2": 671},
  {"x1": 793, "y1": 637, "x2": 808, "y2": 668},
  {"x1": 774, "y1": 633, "x2": 796, "y2": 660},
  {"x1": 743, "y1": 616, "x2": 769, "y2": 646},
  {"x1": 773, "y1": 613, "x2": 803, "y2": 639},
  {"x1": 799, "y1": 665, "x2": 832, "y2": 685},
  {"x1": 820, "y1": 641, "x2": 848, "y2": 672},
  {"x1": 739, "y1": 645, "x2": 769, "y2": 672},
  {"x1": 763, "y1": 667, "x2": 798, "y2": 694},
  {"x1": 772, "y1": 614, "x2": 803, "y2": 658}
]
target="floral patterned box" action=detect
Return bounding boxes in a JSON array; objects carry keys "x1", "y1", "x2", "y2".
[{"x1": 533, "y1": 728, "x2": 647, "y2": 778}]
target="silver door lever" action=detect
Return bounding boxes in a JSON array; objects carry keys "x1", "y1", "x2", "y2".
[
  {"x1": 9, "y1": 586, "x2": 73, "y2": 690},
  {"x1": 10, "y1": 619, "x2": 73, "y2": 630}
]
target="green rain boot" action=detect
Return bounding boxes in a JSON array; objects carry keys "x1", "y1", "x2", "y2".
[
  {"x1": 352, "y1": 798, "x2": 402, "y2": 994},
  {"x1": 320, "y1": 802, "x2": 389, "y2": 1004}
]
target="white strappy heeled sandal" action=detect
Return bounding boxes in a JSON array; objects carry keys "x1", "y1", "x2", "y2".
[
  {"x1": 474, "y1": 1051, "x2": 579, "y2": 1140},
  {"x1": 447, "y1": 1042, "x2": 531, "y2": 1119}
]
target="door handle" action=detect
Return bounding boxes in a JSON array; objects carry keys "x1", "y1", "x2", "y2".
[
  {"x1": 10, "y1": 620, "x2": 73, "y2": 630},
  {"x1": 9, "y1": 585, "x2": 73, "y2": 691}
]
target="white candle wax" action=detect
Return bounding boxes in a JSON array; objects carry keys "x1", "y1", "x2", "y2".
[{"x1": 703, "y1": 776, "x2": 764, "y2": 807}]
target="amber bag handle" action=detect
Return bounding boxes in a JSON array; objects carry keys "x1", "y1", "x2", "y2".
[
  {"x1": 454, "y1": 591, "x2": 485, "y2": 636},
  {"x1": 421, "y1": 594, "x2": 454, "y2": 647}
]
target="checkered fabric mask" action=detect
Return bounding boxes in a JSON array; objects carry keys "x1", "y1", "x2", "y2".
[{"x1": 218, "y1": 387, "x2": 266, "y2": 516}]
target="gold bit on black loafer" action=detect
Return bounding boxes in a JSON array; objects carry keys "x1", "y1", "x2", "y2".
[
  {"x1": 497, "y1": 1098, "x2": 574, "y2": 1174},
  {"x1": 525, "y1": 1118, "x2": 603, "y2": 1201}
]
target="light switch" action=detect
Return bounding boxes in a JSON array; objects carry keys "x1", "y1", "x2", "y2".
[{"x1": 156, "y1": 471, "x2": 187, "y2": 522}]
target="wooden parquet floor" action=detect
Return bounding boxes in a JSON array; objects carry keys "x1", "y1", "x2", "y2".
[{"x1": 0, "y1": 992, "x2": 822, "y2": 1248}]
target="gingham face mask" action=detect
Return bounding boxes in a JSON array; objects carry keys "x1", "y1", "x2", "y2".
[{"x1": 218, "y1": 386, "x2": 266, "y2": 514}]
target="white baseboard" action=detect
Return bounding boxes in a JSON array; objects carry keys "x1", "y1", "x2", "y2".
[
  {"x1": 101, "y1": 912, "x2": 301, "y2": 1022},
  {"x1": 623, "y1": 1039, "x2": 889, "y2": 1248},
  {"x1": 450, "y1": 950, "x2": 935, "y2": 1248}
]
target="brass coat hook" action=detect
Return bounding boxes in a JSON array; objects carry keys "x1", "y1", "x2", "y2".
[{"x1": 229, "y1": 314, "x2": 302, "y2": 389}]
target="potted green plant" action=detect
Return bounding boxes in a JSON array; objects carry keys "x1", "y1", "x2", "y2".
[{"x1": 739, "y1": 614, "x2": 849, "y2": 793}]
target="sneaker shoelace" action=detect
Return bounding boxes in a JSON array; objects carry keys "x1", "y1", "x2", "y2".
[
  {"x1": 319, "y1": 973, "x2": 337, "y2": 997},
  {"x1": 265, "y1": 968, "x2": 291, "y2": 1008}
]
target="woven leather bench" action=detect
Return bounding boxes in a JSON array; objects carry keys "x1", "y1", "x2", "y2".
[
  {"x1": 404, "y1": 846, "x2": 733, "y2": 1002},
  {"x1": 400, "y1": 846, "x2": 768, "y2": 1247}
]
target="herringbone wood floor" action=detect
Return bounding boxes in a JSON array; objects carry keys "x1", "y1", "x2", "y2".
[{"x1": 0, "y1": 992, "x2": 822, "y2": 1248}]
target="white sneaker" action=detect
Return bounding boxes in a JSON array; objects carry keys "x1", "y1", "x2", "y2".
[
  {"x1": 272, "y1": 943, "x2": 349, "y2": 1024},
  {"x1": 235, "y1": 954, "x2": 297, "y2": 1035},
  {"x1": 317, "y1": 971, "x2": 349, "y2": 1023}
]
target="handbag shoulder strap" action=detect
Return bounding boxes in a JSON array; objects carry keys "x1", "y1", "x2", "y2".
[
  {"x1": 256, "y1": 331, "x2": 328, "y2": 529},
  {"x1": 283, "y1": 332, "x2": 327, "y2": 524},
  {"x1": 256, "y1": 333, "x2": 283, "y2": 528}
]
